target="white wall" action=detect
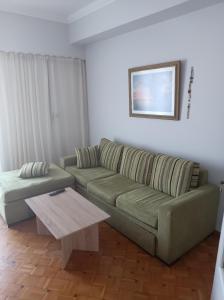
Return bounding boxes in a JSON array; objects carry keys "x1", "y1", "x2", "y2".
[
  {"x1": 0, "y1": 11, "x2": 84, "y2": 58},
  {"x1": 85, "y1": 3, "x2": 224, "y2": 230}
]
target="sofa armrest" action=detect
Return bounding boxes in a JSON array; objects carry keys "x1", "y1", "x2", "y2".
[
  {"x1": 157, "y1": 184, "x2": 219, "y2": 264},
  {"x1": 60, "y1": 155, "x2": 77, "y2": 169}
]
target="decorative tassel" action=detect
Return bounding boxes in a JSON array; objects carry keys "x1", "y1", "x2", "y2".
[{"x1": 187, "y1": 66, "x2": 194, "y2": 119}]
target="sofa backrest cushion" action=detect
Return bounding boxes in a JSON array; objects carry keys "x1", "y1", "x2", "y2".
[
  {"x1": 75, "y1": 145, "x2": 99, "y2": 169},
  {"x1": 150, "y1": 154, "x2": 194, "y2": 197},
  {"x1": 99, "y1": 138, "x2": 123, "y2": 172},
  {"x1": 119, "y1": 146, "x2": 154, "y2": 185}
]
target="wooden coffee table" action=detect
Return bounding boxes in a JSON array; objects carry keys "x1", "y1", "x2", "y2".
[{"x1": 25, "y1": 187, "x2": 110, "y2": 268}]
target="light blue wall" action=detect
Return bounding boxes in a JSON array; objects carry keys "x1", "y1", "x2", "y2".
[
  {"x1": 85, "y1": 3, "x2": 224, "y2": 230},
  {"x1": 0, "y1": 11, "x2": 84, "y2": 58}
]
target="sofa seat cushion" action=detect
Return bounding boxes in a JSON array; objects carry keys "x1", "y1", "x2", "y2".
[
  {"x1": 0, "y1": 164, "x2": 74, "y2": 204},
  {"x1": 116, "y1": 186, "x2": 173, "y2": 229},
  {"x1": 87, "y1": 174, "x2": 143, "y2": 206},
  {"x1": 66, "y1": 166, "x2": 115, "y2": 187},
  {"x1": 150, "y1": 154, "x2": 194, "y2": 197}
]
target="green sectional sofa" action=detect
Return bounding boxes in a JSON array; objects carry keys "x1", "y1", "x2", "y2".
[
  {"x1": 60, "y1": 138, "x2": 219, "y2": 264},
  {"x1": 0, "y1": 164, "x2": 74, "y2": 225}
]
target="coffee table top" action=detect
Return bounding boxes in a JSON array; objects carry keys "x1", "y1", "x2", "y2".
[{"x1": 25, "y1": 187, "x2": 110, "y2": 239}]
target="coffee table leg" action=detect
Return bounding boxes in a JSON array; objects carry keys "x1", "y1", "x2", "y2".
[
  {"x1": 61, "y1": 223, "x2": 99, "y2": 268},
  {"x1": 36, "y1": 217, "x2": 51, "y2": 235}
]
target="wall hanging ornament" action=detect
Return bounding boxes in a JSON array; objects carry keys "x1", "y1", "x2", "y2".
[{"x1": 187, "y1": 66, "x2": 194, "y2": 119}]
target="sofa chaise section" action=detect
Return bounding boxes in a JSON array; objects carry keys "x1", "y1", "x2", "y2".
[{"x1": 0, "y1": 164, "x2": 74, "y2": 225}]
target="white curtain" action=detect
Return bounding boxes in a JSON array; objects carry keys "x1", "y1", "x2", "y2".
[
  {"x1": 48, "y1": 57, "x2": 89, "y2": 162},
  {"x1": 0, "y1": 52, "x2": 89, "y2": 171}
]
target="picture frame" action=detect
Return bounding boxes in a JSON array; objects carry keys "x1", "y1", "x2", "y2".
[{"x1": 128, "y1": 60, "x2": 181, "y2": 120}]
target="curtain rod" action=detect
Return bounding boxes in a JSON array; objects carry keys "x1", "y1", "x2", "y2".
[{"x1": 0, "y1": 50, "x2": 85, "y2": 62}]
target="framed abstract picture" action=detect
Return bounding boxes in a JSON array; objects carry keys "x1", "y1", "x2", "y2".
[{"x1": 129, "y1": 61, "x2": 180, "y2": 120}]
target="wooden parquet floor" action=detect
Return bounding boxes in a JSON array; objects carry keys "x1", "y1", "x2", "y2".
[{"x1": 0, "y1": 217, "x2": 219, "y2": 300}]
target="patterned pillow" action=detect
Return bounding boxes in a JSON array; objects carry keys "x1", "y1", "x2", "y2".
[
  {"x1": 99, "y1": 138, "x2": 123, "y2": 171},
  {"x1": 190, "y1": 163, "x2": 200, "y2": 188},
  {"x1": 150, "y1": 154, "x2": 194, "y2": 197},
  {"x1": 19, "y1": 162, "x2": 49, "y2": 178},
  {"x1": 120, "y1": 146, "x2": 154, "y2": 184},
  {"x1": 75, "y1": 145, "x2": 99, "y2": 169}
]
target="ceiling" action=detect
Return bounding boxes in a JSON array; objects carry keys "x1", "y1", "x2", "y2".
[{"x1": 0, "y1": 0, "x2": 105, "y2": 23}]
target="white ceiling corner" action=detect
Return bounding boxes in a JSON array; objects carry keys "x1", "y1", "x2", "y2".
[{"x1": 0, "y1": 0, "x2": 114, "y2": 24}]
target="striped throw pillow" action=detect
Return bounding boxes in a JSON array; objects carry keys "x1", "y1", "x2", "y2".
[
  {"x1": 190, "y1": 162, "x2": 200, "y2": 188},
  {"x1": 150, "y1": 154, "x2": 194, "y2": 197},
  {"x1": 75, "y1": 145, "x2": 99, "y2": 169},
  {"x1": 120, "y1": 146, "x2": 154, "y2": 184},
  {"x1": 19, "y1": 162, "x2": 49, "y2": 178},
  {"x1": 99, "y1": 138, "x2": 123, "y2": 171}
]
